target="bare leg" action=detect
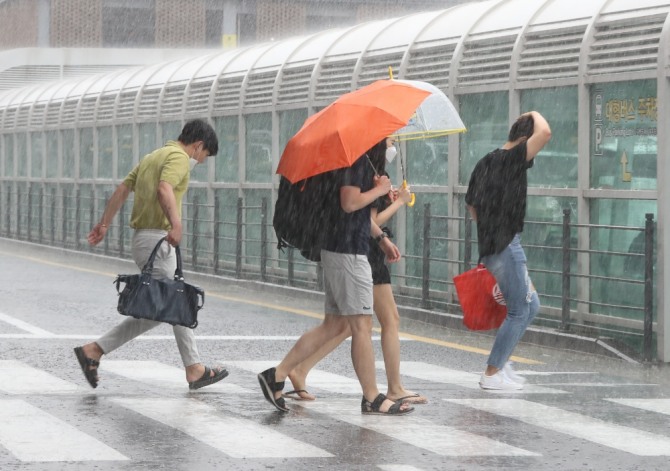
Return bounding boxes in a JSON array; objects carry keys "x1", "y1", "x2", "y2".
[
  {"x1": 288, "y1": 324, "x2": 351, "y2": 399},
  {"x1": 374, "y1": 284, "x2": 427, "y2": 404},
  {"x1": 347, "y1": 314, "x2": 409, "y2": 413},
  {"x1": 271, "y1": 314, "x2": 350, "y2": 401}
]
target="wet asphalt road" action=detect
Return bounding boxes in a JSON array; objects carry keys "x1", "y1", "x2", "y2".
[{"x1": 0, "y1": 238, "x2": 669, "y2": 471}]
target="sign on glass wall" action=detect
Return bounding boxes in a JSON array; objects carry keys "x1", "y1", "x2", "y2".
[{"x1": 591, "y1": 80, "x2": 657, "y2": 190}]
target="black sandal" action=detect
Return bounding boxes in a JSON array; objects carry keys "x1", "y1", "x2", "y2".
[
  {"x1": 361, "y1": 393, "x2": 414, "y2": 415},
  {"x1": 74, "y1": 346, "x2": 99, "y2": 389},
  {"x1": 258, "y1": 367, "x2": 289, "y2": 412}
]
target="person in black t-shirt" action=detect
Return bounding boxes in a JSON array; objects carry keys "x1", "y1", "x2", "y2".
[
  {"x1": 465, "y1": 111, "x2": 551, "y2": 391},
  {"x1": 281, "y1": 138, "x2": 427, "y2": 405},
  {"x1": 258, "y1": 142, "x2": 413, "y2": 416}
]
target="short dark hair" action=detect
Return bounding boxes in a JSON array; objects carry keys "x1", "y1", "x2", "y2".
[
  {"x1": 508, "y1": 114, "x2": 534, "y2": 142},
  {"x1": 178, "y1": 119, "x2": 219, "y2": 156}
]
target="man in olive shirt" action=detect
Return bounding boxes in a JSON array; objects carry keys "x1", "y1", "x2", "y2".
[{"x1": 74, "y1": 119, "x2": 228, "y2": 390}]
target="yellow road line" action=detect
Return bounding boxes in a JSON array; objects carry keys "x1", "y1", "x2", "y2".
[
  {"x1": 208, "y1": 293, "x2": 543, "y2": 365},
  {"x1": 3, "y1": 250, "x2": 544, "y2": 365}
]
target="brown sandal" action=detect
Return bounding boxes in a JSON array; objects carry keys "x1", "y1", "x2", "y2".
[{"x1": 74, "y1": 346, "x2": 99, "y2": 389}]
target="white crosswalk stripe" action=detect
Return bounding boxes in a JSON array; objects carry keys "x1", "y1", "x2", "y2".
[
  {"x1": 606, "y1": 398, "x2": 670, "y2": 415},
  {"x1": 297, "y1": 397, "x2": 538, "y2": 456},
  {"x1": 446, "y1": 398, "x2": 670, "y2": 456},
  {"x1": 226, "y1": 360, "x2": 384, "y2": 394},
  {"x1": 383, "y1": 361, "x2": 568, "y2": 394},
  {"x1": 112, "y1": 397, "x2": 333, "y2": 458},
  {"x1": 0, "y1": 399, "x2": 128, "y2": 462},
  {"x1": 100, "y1": 360, "x2": 252, "y2": 393},
  {"x1": 1, "y1": 358, "x2": 669, "y2": 465},
  {"x1": 0, "y1": 360, "x2": 82, "y2": 394},
  {"x1": 377, "y1": 465, "x2": 427, "y2": 471}
]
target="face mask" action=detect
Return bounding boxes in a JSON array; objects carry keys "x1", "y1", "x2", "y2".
[
  {"x1": 189, "y1": 158, "x2": 198, "y2": 171},
  {"x1": 385, "y1": 146, "x2": 397, "y2": 163}
]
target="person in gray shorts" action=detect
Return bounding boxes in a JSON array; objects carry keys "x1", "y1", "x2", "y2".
[{"x1": 258, "y1": 147, "x2": 413, "y2": 415}]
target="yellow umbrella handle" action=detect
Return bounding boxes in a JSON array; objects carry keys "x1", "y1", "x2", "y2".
[{"x1": 402, "y1": 180, "x2": 415, "y2": 207}]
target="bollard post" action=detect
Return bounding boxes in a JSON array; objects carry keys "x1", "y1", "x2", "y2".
[
  {"x1": 643, "y1": 213, "x2": 655, "y2": 362},
  {"x1": 27, "y1": 185, "x2": 33, "y2": 242},
  {"x1": 6, "y1": 186, "x2": 11, "y2": 237},
  {"x1": 287, "y1": 246, "x2": 295, "y2": 286},
  {"x1": 16, "y1": 185, "x2": 22, "y2": 239},
  {"x1": 89, "y1": 197, "x2": 95, "y2": 252},
  {"x1": 316, "y1": 261, "x2": 324, "y2": 292},
  {"x1": 62, "y1": 190, "x2": 67, "y2": 246},
  {"x1": 260, "y1": 197, "x2": 268, "y2": 281},
  {"x1": 236, "y1": 197, "x2": 242, "y2": 278},
  {"x1": 213, "y1": 195, "x2": 220, "y2": 274},
  {"x1": 560, "y1": 209, "x2": 572, "y2": 331},
  {"x1": 103, "y1": 191, "x2": 110, "y2": 255},
  {"x1": 192, "y1": 196, "x2": 199, "y2": 270},
  {"x1": 421, "y1": 203, "x2": 431, "y2": 309},
  {"x1": 75, "y1": 188, "x2": 81, "y2": 250},
  {"x1": 50, "y1": 188, "x2": 56, "y2": 246},
  {"x1": 38, "y1": 187, "x2": 44, "y2": 244}
]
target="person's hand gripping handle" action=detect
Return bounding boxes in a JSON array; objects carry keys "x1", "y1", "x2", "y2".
[{"x1": 402, "y1": 180, "x2": 415, "y2": 207}]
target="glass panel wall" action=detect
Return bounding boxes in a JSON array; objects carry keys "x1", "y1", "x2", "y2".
[
  {"x1": 589, "y1": 198, "x2": 656, "y2": 324},
  {"x1": 138, "y1": 123, "x2": 157, "y2": 160},
  {"x1": 3, "y1": 134, "x2": 14, "y2": 177},
  {"x1": 458, "y1": 92, "x2": 508, "y2": 184},
  {"x1": 185, "y1": 187, "x2": 210, "y2": 266},
  {"x1": 46, "y1": 131, "x2": 59, "y2": 178},
  {"x1": 406, "y1": 136, "x2": 448, "y2": 186},
  {"x1": 160, "y1": 120, "x2": 182, "y2": 143},
  {"x1": 405, "y1": 192, "x2": 449, "y2": 291},
  {"x1": 98, "y1": 126, "x2": 113, "y2": 179},
  {"x1": 62, "y1": 130, "x2": 75, "y2": 178},
  {"x1": 214, "y1": 116, "x2": 239, "y2": 183},
  {"x1": 590, "y1": 80, "x2": 657, "y2": 190},
  {"x1": 214, "y1": 188, "x2": 240, "y2": 274},
  {"x1": 16, "y1": 133, "x2": 27, "y2": 177},
  {"x1": 117, "y1": 124, "x2": 134, "y2": 177},
  {"x1": 245, "y1": 113, "x2": 272, "y2": 183},
  {"x1": 524, "y1": 195, "x2": 578, "y2": 309},
  {"x1": 279, "y1": 109, "x2": 307, "y2": 155},
  {"x1": 521, "y1": 87, "x2": 578, "y2": 188},
  {"x1": 30, "y1": 132, "x2": 44, "y2": 178},
  {"x1": 242, "y1": 188, "x2": 271, "y2": 267},
  {"x1": 79, "y1": 128, "x2": 94, "y2": 179}
]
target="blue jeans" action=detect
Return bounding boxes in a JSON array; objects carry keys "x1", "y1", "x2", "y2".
[{"x1": 481, "y1": 234, "x2": 540, "y2": 370}]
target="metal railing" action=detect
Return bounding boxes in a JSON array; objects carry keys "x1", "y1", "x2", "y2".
[{"x1": 0, "y1": 182, "x2": 656, "y2": 361}]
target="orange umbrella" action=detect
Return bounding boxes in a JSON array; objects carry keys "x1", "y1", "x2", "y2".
[{"x1": 276, "y1": 80, "x2": 431, "y2": 183}]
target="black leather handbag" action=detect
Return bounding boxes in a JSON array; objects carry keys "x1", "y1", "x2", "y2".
[{"x1": 114, "y1": 237, "x2": 203, "y2": 329}]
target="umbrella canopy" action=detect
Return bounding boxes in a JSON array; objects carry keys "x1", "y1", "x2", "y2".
[
  {"x1": 276, "y1": 79, "x2": 431, "y2": 183},
  {"x1": 392, "y1": 79, "x2": 466, "y2": 141}
]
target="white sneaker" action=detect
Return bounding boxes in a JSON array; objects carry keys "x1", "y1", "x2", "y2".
[
  {"x1": 479, "y1": 371, "x2": 524, "y2": 390},
  {"x1": 503, "y1": 362, "x2": 526, "y2": 384}
]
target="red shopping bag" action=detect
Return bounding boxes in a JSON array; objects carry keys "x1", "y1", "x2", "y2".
[{"x1": 453, "y1": 264, "x2": 507, "y2": 330}]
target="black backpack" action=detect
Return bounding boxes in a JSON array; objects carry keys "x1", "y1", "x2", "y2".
[{"x1": 273, "y1": 172, "x2": 340, "y2": 262}]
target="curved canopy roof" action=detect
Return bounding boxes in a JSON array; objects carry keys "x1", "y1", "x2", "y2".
[{"x1": 0, "y1": 0, "x2": 668, "y2": 129}]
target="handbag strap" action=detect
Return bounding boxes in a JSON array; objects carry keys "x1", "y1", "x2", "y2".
[
  {"x1": 141, "y1": 236, "x2": 185, "y2": 280},
  {"x1": 174, "y1": 244, "x2": 184, "y2": 281},
  {"x1": 141, "y1": 237, "x2": 166, "y2": 275}
]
